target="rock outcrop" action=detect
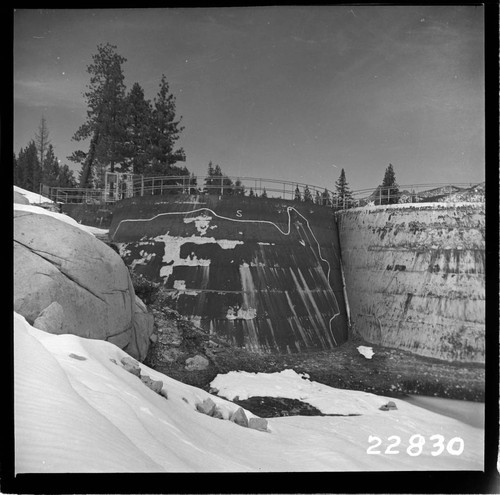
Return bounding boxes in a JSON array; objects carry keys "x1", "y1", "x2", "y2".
[{"x1": 14, "y1": 207, "x2": 154, "y2": 361}]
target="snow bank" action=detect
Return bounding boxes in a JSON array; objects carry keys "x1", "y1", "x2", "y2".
[
  {"x1": 14, "y1": 203, "x2": 98, "y2": 237},
  {"x1": 14, "y1": 312, "x2": 483, "y2": 473},
  {"x1": 14, "y1": 185, "x2": 53, "y2": 204}
]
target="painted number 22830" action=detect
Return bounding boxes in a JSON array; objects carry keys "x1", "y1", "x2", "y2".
[{"x1": 367, "y1": 434, "x2": 464, "y2": 456}]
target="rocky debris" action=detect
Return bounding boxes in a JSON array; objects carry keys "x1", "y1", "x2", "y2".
[
  {"x1": 33, "y1": 301, "x2": 64, "y2": 334},
  {"x1": 230, "y1": 407, "x2": 249, "y2": 428},
  {"x1": 14, "y1": 209, "x2": 154, "y2": 362},
  {"x1": 248, "y1": 417, "x2": 268, "y2": 432},
  {"x1": 121, "y1": 357, "x2": 141, "y2": 377},
  {"x1": 196, "y1": 397, "x2": 217, "y2": 416},
  {"x1": 141, "y1": 375, "x2": 164, "y2": 394},
  {"x1": 185, "y1": 354, "x2": 210, "y2": 371},
  {"x1": 379, "y1": 401, "x2": 398, "y2": 411},
  {"x1": 69, "y1": 353, "x2": 87, "y2": 361}
]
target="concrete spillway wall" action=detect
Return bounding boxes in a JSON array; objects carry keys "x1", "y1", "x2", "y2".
[
  {"x1": 336, "y1": 203, "x2": 485, "y2": 363},
  {"x1": 110, "y1": 194, "x2": 349, "y2": 353}
]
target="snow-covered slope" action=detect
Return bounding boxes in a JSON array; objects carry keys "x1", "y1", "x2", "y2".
[
  {"x1": 14, "y1": 312, "x2": 483, "y2": 473},
  {"x1": 14, "y1": 185, "x2": 53, "y2": 204},
  {"x1": 14, "y1": 203, "x2": 108, "y2": 238}
]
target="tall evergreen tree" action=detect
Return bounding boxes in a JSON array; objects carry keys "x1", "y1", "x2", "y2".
[
  {"x1": 42, "y1": 144, "x2": 59, "y2": 186},
  {"x1": 148, "y1": 74, "x2": 185, "y2": 175},
  {"x1": 17, "y1": 141, "x2": 40, "y2": 192},
  {"x1": 294, "y1": 185, "x2": 301, "y2": 202},
  {"x1": 335, "y1": 168, "x2": 353, "y2": 208},
  {"x1": 124, "y1": 82, "x2": 152, "y2": 174},
  {"x1": 380, "y1": 163, "x2": 399, "y2": 204},
  {"x1": 35, "y1": 116, "x2": 51, "y2": 173},
  {"x1": 69, "y1": 43, "x2": 128, "y2": 187},
  {"x1": 204, "y1": 161, "x2": 216, "y2": 193}
]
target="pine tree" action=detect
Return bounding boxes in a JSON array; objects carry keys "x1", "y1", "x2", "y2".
[
  {"x1": 381, "y1": 163, "x2": 399, "y2": 204},
  {"x1": 335, "y1": 168, "x2": 353, "y2": 208},
  {"x1": 57, "y1": 164, "x2": 77, "y2": 188},
  {"x1": 204, "y1": 161, "x2": 216, "y2": 194},
  {"x1": 294, "y1": 185, "x2": 301, "y2": 202},
  {"x1": 303, "y1": 185, "x2": 313, "y2": 203},
  {"x1": 321, "y1": 188, "x2": 331, "y2": 206},
  {"x1": 70, "y1": 43, "x2": 128, "y2": 187},
  {"x1": 124, "y1": 82, "x2": 152, "y2": 175},
  {"x1": 17, "y1": 141, "x2": 40, "y2": 192},
  {"x1": 42, "y1": 144, "x2": 59, "y2": 186},
  {"x1": 35, "y1": 116, "x2": 51, "y2": 173},
  {"x1": 234, "y1": 178, "x2": 245, "y2": 196},
  {"x1": 148, "y1": 74, "x2": 185, "y2": 175}
]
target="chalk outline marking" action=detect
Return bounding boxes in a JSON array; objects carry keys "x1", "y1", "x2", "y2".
[{"x1": 114, "y1": 206, "x2": 341, "y2": 345}]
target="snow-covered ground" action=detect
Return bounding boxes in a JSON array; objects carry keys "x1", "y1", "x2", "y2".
[
  {"x1": 14, "y1": 202, "x2": 109, "y2": 238},
  {"x1": 14, "y1": 185, "x2": 53, "y2": 204},
  {"x1": 14, "y1": 312, "x2": 483, "y2": 473}
]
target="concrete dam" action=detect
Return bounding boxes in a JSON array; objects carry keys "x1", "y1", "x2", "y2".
[
  {"x1": 337, "y1": 203, "x2": 485, "y2": 363},
  {"x1": 109, "y1": 195, "x2": 349, "y2": 353},
  {"x1": 93, "y1": 194, "x2": 484, "y2": 363}
]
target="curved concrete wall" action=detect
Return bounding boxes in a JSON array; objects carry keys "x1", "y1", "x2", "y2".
[
  {"x1": 110, "y1": 194, "x2": 349, "y2": 353},
  {"x1": 336, "y1": 203, "x2": 485, "y2": 363}
]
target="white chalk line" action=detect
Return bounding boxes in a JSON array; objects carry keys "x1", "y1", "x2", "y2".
[{"x1": 114, "y1": 206, "x2": 341, "y2": 345}]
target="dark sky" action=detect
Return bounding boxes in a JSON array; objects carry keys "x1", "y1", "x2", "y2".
[{"x1": 14, "y1": 6, "x2": 485, "y2": 191}]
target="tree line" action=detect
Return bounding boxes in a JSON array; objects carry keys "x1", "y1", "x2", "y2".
[
  {"x1": 13, "y1": 42, "x2": 400, "y2": 207},
  {"x1": 13, "y1": 116, "x2": 77, "y2": 192}
]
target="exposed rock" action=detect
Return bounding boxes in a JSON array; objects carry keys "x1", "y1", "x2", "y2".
[
  {"x1": 211, "y1": 407, "x2": 224, "y2": 419},
  {"x1": 13, "y1": 209, "x2": 154, "y2": 361},
  {"x1": 140, "y1": 374, "x2": 163, "y2": 394},
  {"x1": 121, "y1": 357, "x2": 141, "y2": 377},
  {"x1": 69, "y1": 353, "x2": 87, "y2": 361},
  {"x1": 248, "y1": 417, "x2": 268, "y2": 432},
  {"x1": 379, "y1": 401, "x2": 398, "y2": 411},
  {"x1": 196, "y1": 397, "x2": 217, "y2": 416},
  {"x1": 230, "y1": 407, "x2": 248, "y2": 427},
  {"x1": 33, "y1": 301, "x2": 64, "y2": 334},
  {"x1": 185, "y1": 354, "x2": 210, "y2": 371}
]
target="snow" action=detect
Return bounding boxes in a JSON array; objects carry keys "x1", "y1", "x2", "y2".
[
  {"x1": 14, "y1": 185, "x2": 53, "y2": 204},
  {"x1": 14, "y1": 312, "x2": 483, "y2": 473},
  {"x1": 357, "y1": 345, "x2": 374, "y2": 359},
  {"x1": 14, "y1": 203, "x2": 101, "y2": 237}
]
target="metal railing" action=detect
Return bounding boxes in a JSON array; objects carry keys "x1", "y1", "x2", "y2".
[
  {"x1": 348, "y1": 182, "x2": 485, "y2": 207},
  {"x1": 41, "y1": 176, "x2": 485, "y2": 209}
]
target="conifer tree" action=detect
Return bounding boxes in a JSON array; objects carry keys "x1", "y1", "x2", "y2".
[
  {"x1": 294, "y1": 185, "x2": 301, "y2": 202},
  {"x1": 303, "y1": 185, "x2": 313, "y2": 203},
  {"x1": 42, "y1": 144, "x2": 59, "y2": 186},
  {"x1": 70, "y1": 43, "x2": 128, "y2": 187},
  {"x1": 335, "y1": 168, "x2": 353, "y2": 208},
  {"x1": 321, "y1": 188, "x2": 331, "y2": 206},
  {"x1": 261, "y1": 187, "x2": 268, "y2": 198},
  {"x1": 381, "y1": 163, "x2": 399, "y2": 204},
  {"x1": 17, "y1": 141, "x2": 40, "y2": 192},
  {"x1": 124, "y1": 82, "x2": 152, "y2": 174},
  {"x1": 35, "y1": 116, "x2": 51, "y2": 173},
  {"x1": 148, "y1": 74, "x2": 185, "y2": 175}
]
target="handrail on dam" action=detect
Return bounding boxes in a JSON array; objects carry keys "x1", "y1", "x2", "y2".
[{"x1": 41, "y1": 173, "x2": 484, "y2": 209}]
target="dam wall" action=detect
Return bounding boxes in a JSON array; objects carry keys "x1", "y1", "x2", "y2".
[
  {"x1": 110, "y1": 194, "x2": 349, "y2": 353},
  {"x1": 336, "y1": 203, "x2": 485, "y2": 363}
]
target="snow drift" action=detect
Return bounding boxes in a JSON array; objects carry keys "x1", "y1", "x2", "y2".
[{"x1": 14, "y1": 312, "x2": 483, "y2": 473}]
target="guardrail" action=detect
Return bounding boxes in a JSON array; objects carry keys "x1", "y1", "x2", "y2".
[{"x1": 41, "y1": 176, "x2": 484, "y2": 209}]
